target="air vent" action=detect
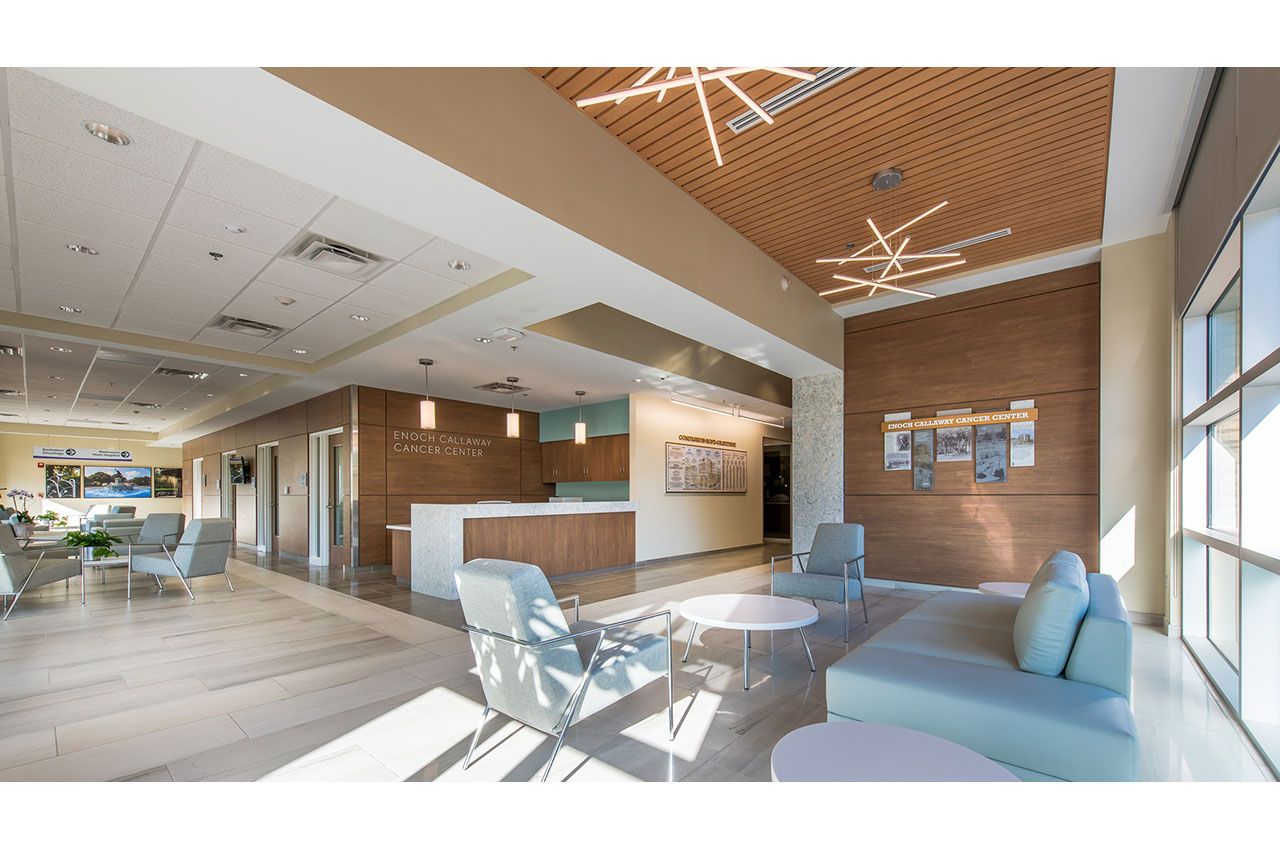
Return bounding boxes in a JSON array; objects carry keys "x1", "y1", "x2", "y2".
[
  {"x1": 154, "y1": 367, "x2": 210, "y2": 380},
  {"x1": 474, "y1": 380, "x2": 530, "y2": 395},
  {"x1": 96, "y1": 349, "x2": 162, "y2": 366},
  {"x1": 288, "y1": 233, "x2": 387, "y2": 280},
  {"x1": 862, "y1": 228, "x2": 1013, "y2": 273},
  {"x1": 210, "y1": 315, "x2": 286, "y2": 339},
  {"x1": 727, "y1": 67, "x2": 862, "y2": 134},
  {"x1": 0, "y1": 345, "x2": 20, "y2": 357},
  {"x1": 0, "y1": 412, "x2": 19, "y2": 417},
  {"x1": 0, "y1": 389, "x2": 23, "y2": 396},
  {"x1": 128, "y1": 402, "x2": 162, "y2": 410}
]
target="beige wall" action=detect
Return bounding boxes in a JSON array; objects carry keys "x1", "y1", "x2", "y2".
[
  {"x1": 0, "y1": 430, "x2": 182, "y2": 523},
  {"x1": 1100, "y1": 232, "x2": 1173, "y2": 618},
  {"x1": 629, "y1": 393, "x2": 788, "y2": 562}
]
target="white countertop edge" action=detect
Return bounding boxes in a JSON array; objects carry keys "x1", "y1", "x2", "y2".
[{"x1": 410, "y1": 500, "x2": 637, "y2": 518}]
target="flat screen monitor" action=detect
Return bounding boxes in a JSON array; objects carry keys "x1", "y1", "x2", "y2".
[{"x1": 228, "y1": 456, "x2": 249, "y2": 485}]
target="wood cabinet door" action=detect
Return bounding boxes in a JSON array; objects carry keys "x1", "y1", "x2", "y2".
[{"x1": 541, "y1": 441, "x2": 559, "y2": 482}]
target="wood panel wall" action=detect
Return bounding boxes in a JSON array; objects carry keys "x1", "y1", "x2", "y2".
[
  {"x1": 356, "y1": 386, "x2": 552, "y2": 567},
  {"x1": 843, "y1": 264, "x2": 1100, "y2": 587}
]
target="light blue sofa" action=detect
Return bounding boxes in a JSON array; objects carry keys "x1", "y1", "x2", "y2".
[{"x1": 825, "y1": 551, "x2": 1138, "y2": 781}]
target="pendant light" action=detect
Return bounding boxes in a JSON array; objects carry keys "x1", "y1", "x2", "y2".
[
  {"x1": 418, "y1": 358, "x2": 436, "y2": 429},
  {"x1": 506, "y1": 377, "x2": 520, "y2": 438},
  {"x1": 574, "y1": 390, "x2": 587, "y2": 445}
]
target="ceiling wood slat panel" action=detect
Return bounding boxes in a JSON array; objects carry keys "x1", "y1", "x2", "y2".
[{"x1": 532, "y1": 66, "x2": 1114, "y2": 300}]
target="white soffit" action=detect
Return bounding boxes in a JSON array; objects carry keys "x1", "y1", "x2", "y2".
[
  {"x1": 1102, "y1": 67, "x2": 1214, "y2": 246},
  {"x1": 27, "y1": 67, "x2": 837, "y2": 381}
]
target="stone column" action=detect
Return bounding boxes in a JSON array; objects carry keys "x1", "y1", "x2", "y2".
[{"x1": 791, "y1": 371, "x2": 844, "y2": 553}]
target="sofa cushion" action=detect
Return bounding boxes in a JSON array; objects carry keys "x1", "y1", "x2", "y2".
[
  {"x1": 1012, "y1": 551, "x2": 1090, "y2": 676},
  {"x1": 865, "y1": 618, "x2": 1018, "y2": 671},
  {"x1": 826, "y1": 646, "x2": 1139, "y2": 781},
  {"x1": 902, "y1": 591, "x2": 1021, "y2": 633}
]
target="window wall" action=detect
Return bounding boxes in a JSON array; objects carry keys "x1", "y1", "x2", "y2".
[{"x1": 1180, "y1": 149, "x2": 1280, "y2": 773}]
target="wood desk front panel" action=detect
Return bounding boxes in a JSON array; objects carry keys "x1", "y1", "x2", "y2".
[{"x1": 463, "y1": 512, "x2": 636, "y2": 577}]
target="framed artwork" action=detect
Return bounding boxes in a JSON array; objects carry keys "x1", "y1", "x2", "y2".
[
  {"x1": 45, "y1": 464, "x2": 81, "y2": 498},
  {"x1": 83, "y1": 466, "x2": 152, "y2": 498},
  {"x1": 152, "y1": 467, "x2": 183, "y2": 498}
]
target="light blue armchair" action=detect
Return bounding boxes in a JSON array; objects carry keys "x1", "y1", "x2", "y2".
[
  {"x1": 454, "y1": 558, "x2": 674, "y2": 781},
  {"x1": 127, "y1": 518, "x2": 233, "y2": 599},
  {"x1": 770, "y1": 522, "x2": 868, "y2": 642},
  {"x1": 1, "y1": 524, "x2": 82, "y2": 621}
]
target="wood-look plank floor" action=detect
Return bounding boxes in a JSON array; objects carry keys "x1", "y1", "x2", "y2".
[{"x1": 0, "y1": 551, "x2": 1272, "y2": 781}]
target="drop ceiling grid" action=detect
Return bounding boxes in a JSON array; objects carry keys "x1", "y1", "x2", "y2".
[
  {"x1": 533, "y1": 66, "x2": 1115, "y2": 298},
  {"x1": 0, "y1": 69, "x2": 513, "y2": 372}
]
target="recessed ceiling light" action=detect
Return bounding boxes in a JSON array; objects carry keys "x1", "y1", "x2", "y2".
[
  {"x1": 448, "y1": 259, "x2": 471, "y2": 272},
  {"x1": 58, "y1": 305, "x2": 82, "y2": 314},
  {"x1": 206, "y1": 393, "x2": 214, "y2": 397},
  {"x1": 66, "y1": 243, "x2": 98, "y2": 255},
  {"x1": 83, "y1": 121, "x2": 131, "y2": 146},
  {"x1": 223, "y1": 223, "x2": 247, "y2": 235},
  {"x1": 275, "y1": 296, "x2": 296, "y2": 307},
  {"x1": 633, "y1": 378, "x2": 643, "y2": 383},
  {"x1": 474, "y1": 337, "x2": 492, "y2": 344},
  {"x1": 49, "y1": 346, "x2": 72, "y2": 353},
  {"x1": 292, "y1": 348, "x2": 308, "y2": 354},
  {"x1": 46, "y1": 395, "x2": 57, "y2": 399},
  {"x1": 49, "y1": 376, "x2": 63, "y2": 380},
  {"x1": 238, "y1": 372, "x2": 248, "y2": 377},
  {"x1": 350, "y1": 314, "x2": 370, "y2": 322}
]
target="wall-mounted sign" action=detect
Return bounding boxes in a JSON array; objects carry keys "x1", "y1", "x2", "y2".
[
  {"x1": 33, "y1": 446, "x2": 133, "y2": 461},
  {"x1": 391, "y1": 428, "x2": 493, "y2": 458},
  {"x1": 666, "y1": 442, "x2": 748, "y2": 493},
  {"x1": 880, "y1": 409, "x2": 1038, "y2": 433},
  {"x1": 676, "y1": 434, "x2": 737, "y2": 448}
]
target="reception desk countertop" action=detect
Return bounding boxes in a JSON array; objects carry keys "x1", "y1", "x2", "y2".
[{"x1": 410, "y1": 501, "x2": 638, "y2": 599}]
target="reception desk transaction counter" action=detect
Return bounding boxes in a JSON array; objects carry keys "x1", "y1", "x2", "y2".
[{"x1": 387, "y1": 501, "x2": 638, "y2": 600}]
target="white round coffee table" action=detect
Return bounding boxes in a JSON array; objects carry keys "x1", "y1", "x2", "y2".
[
  {"x1": 771, "y1": 721, "x2": 1019, "y2": 781},
  {"x1": 679, "y1": 593, "x2": 819, "y2": 690},
  {"x1": 978, "y1": 581, "x2": 1030, "y2": 597}
]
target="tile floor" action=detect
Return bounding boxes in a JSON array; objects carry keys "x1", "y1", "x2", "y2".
[{"x1": 0, "y1": 549, "x2": 1272, "y2": 781}]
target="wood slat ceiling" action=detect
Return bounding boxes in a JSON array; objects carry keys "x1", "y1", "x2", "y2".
[{"x1": 530, "y1": 67, "x2": 1115, "y2": 303}]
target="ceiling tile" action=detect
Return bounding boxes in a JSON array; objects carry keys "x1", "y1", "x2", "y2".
[
  {"x1": 258, "y1": 336, "x2": 337, "y2": 361},
  {"x1": 219, "y1": 297, "x2": 313, "y2": 330},
  {"x1": 310, "y1": 197, "x2": 434, "y2": 260},
  {"x1": 184, "y1": 145, "x2": 332, "y2": 227},
  {"x1": 315, "y1": 301, "x2": 400, "y2": 332},
  {"x1": 6, "y1": 69, "x2": 197, "y2": 183},
  {"x1": 12, "y1": 180, "x2": 158, "y2": 250},
  {"x1": 9, "y1": 131, "x2": 174, "y2": 220},
  {"x1": 165, "y1": 189, "x2": 300, "y2": 256},
  {"x1": 233, "y1": 279, "x2": 333, "y2": 316},
  {"x1": 403, "y1": 236, "x2": 510, "y2": 285},
  {"x1": 18, "y1": 252, "x2": 135, "y2": 293},
  {"x1": 127, "y1": 277, "x2": 231, "y2": 315},
  {"x1": 0, "y1": 245, "x2": 11, "y2": 271},
  {"x1": 256, "y1": 257, "x2": 360, "y2": 300},
  {"x1": 361, "y1": 263, "x2": 466, "y2": 305},
  {"x1": 0, "y1": 211, "x2": 10, "y2": 245},
  {"x1": 21, "y1": 293, "x2": 118, "y2": 327},
  {"x1": 112, "y1": 313, "x2": 204, "y2": 342},
  {"x1": 16, "y1": 220, "x2": 144, "y2": 275},
  {"x1": 137, "y1": 253, "x2": 249, "y2": 298},
  {"x1": 117, "y1": 293, "x2": 212, "y2": 327},
  {"x1": 0, "y1": 289, "x2": 14, "y2": 312},
  {"x1": 341, "y1": 284, "x2": 437, "y2": 317},
  {"x1": 150, "y1": 225, "x2": 272, "y2": 279},
  {"x1": 189, "y1": 327, "x2": 273, "y2": 354}
]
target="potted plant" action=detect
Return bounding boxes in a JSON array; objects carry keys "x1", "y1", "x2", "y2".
[
  {"x1": 60, "y1": 528, "x2": 123, "y2": 561},
  {"x1": 36, "y1": 510, "x2": 68, "y2": 528},
  {"x1": 5, "y1": 489, "x2": 36, "y2": 538}
]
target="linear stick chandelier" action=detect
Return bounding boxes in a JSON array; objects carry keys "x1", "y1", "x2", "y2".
[{"x1": 576, "y1": 67, "x2": 817, "y2": 167}]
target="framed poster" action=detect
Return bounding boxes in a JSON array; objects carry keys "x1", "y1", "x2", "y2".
[
  {"x1": 974, "y1": 424, "x2": 1008, "y2": 484},
  {"x1": 665, "y1": 442, "x2": 748, "y2": 493},
  {"x1": 152, "y1": 467, "x2": 183, "y2": 498},
  {"x1": 45, "y1": 464, "x2": 81, "y2": 498},
  {"x1": 912, "y1": 430, "x2": 935, "y2": 491},
  {"x1": 83, "y1": 466, "x2": 152, "y2": 498}
]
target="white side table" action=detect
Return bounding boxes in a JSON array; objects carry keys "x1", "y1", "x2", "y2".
[
  {"x1": 679, "y1": 593, "x2": 819, "y2": 690},
  {"x1": 771, "y1": 721, "x2": 1019, "y2": 781},
  {"x1": 978, "y1": 581, "x2": 1030, "y2": 598}
]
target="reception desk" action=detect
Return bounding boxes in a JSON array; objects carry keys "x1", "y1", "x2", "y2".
[{"x1": 403, "y1": 501, "x2": 638, "y2": 599}]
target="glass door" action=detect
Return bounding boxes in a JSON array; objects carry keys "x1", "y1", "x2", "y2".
[{"x1": 329, "y1": 436, "x2": 347, "y2": 568}]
